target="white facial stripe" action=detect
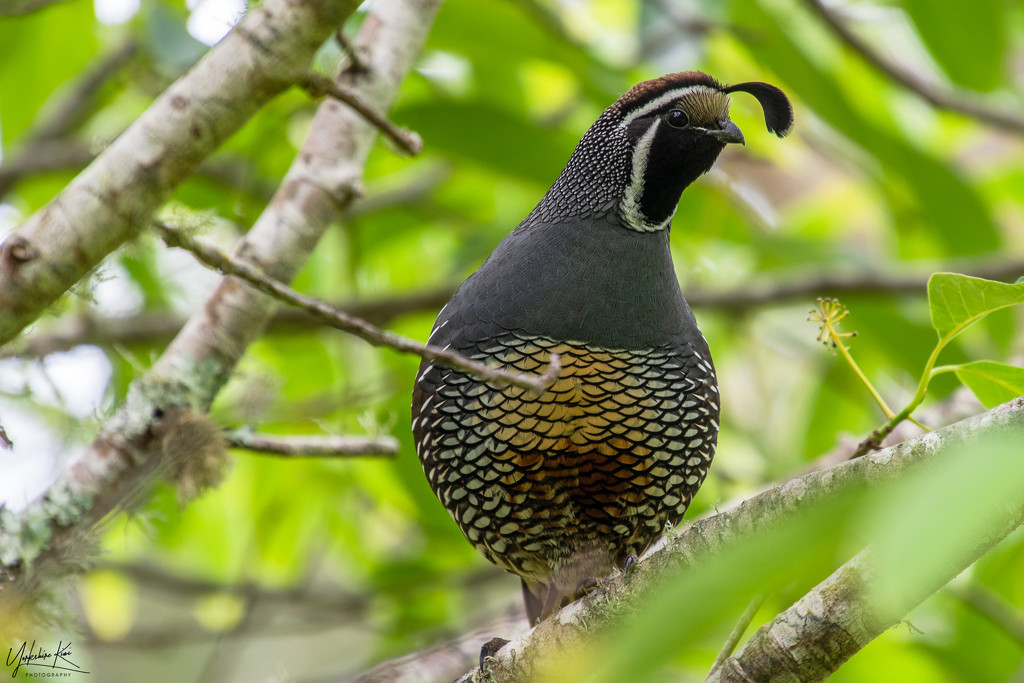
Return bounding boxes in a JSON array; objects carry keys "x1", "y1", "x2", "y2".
[
  {"x1": 619, "y1": 85, "x2": 719, "y2": 128},
  {"x1": 619, "y1": 118, "x2": 670, "y2": 232}
]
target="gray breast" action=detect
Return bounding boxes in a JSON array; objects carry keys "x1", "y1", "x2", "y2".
[{"x1": 436, "y1": 214, "x2": 703, "y2": 352}]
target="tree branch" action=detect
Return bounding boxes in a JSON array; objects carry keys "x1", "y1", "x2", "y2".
[
  {"x1": 0, "y1": 141, "x2": 280, "y2": 201},
  {"x1": 708, "y1": 504, "x2": 1023, "y2": 683},
  {"x1": 449, "y1": 397, "x2": 1024, "y2": 681},
  {"x1": 0, "y1": 39, "x2": 139, "y2": 200},
  {"x1": 0, "y1": 144, "x2": 444, "y2": 216},
  {"x1": 155, "y1": 221, "x2": 560, "y2": 394},
  {"x1": 804, "y1": 0, "x2": 1024, "y2": 136},
  {"x1": 688, "y1": 258, "x2": 1024, "y2": 313},
  {"x1": 0, "y1": 0, "x2": 361, "y2": 346},
  {"x1": 708, "y1": 593, "x2": 765, "y2": 676},
  {"x1": 349, "y1": 614, "x2": 526, "y2": 683},
  {"x1": 7, "y1": 257, "x2": 1023, "y2": 361},
  {"x1": 334, "y1": 28, "x2": 369, "y2": 74},
  {"x1": 0, "y1": 0, "x2": 443, "y2": 632},
  {"x1": 302, "y1": 73, "x2": 423, "y2": 155},
  {"x1": 0, "y1": 0, "x2": 71, "y2": 16},
  {"x1": 31, "y1": 40, "x2": 140, "y2": 144},
  {"x1": 95, "y1": 560, "x2": 373, "y2": 616},
  {"x1": 0, "y1": 287, "x2": 455, "y2": 360},
  {"x1": 225, "y1": 430, "x2": 398, "y2": 457},
  {"x1": 0, "y1": 141, "x2": 97, "y2": 191}
]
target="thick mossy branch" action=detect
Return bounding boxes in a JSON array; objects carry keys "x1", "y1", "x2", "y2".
[
  {"x1": 0, "y1": 0, "x2": 444, "y2": 633},
  {"x1": 451, "y1": 397, "x2": 1024, "y2": 682},
  {"x1": 0, "y1": 0, "x2": 361, "y2": 345}
]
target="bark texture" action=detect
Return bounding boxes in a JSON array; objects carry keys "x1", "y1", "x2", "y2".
[
  {"x1": 0, "y1": 0, "x2": 445, "y2": 631},
  {"x1": 0, "y1": 0, "x2": 359, "y2": 345}
]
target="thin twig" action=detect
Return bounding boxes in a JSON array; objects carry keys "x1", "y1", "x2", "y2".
[
  {"x1": 154, "y1": 222, "x2": 560, "y2": 394},
  {"x1": 335, "y1": 29, "x2": 369, "y2": 73},
  {"x1": 0, "y1": 144, "x2": 280, "y2": 203},
  {"x1": 0, "y1": 141, "x2": 96, "y2": 189},
  {"x1": 796, "y1": 386, "x2": 982, "y2": 475},
  {"x1": 302, "y1": 73, "x2": 423, "y2": 154},
  {"x1": 805, "y1": 0, "x2": 1024, "y2": 136},
  {"x1": 0, "y1": 287, "x2": 455, "y2": 360},
  {"x1": 648, "y1": 0, "x2": 722, "y2": 35},
  {"x1": 0, "y1": 141, "x2": 441, "y2": 211},
  {"x1": 692, "y1": 259, "x2": 1024, "y2": 313},
  {"x1": 95, "y1": 560, "x2": 371, "y2": 610},
  {"x1": 0, "y1": 40, "x2": 139, "y2": 198},
  {"x1": 33, "y1": 40, "x2": 140, "y2": 142},
  {"x1": 83, "y1": 560, "x2": 374, "y2": 647},
  {"x1": 225, "y1": 430, "x2": 398, "y2": 457},
  {"x1": 707, "y1": 593, "x2": 766, "y2": 677},
  {"x1": 505, "y1": 0, "x2": 577, "y2": 44},
  {"x1": 349, "y1": 613, "x2": 527, "y2": 683}
]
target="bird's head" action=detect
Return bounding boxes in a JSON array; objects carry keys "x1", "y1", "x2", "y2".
[{"x1": 539, "y1": 71, "x2": 793, "y2": 232}]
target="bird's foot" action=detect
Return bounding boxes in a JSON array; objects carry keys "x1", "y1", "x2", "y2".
[
  {"x1": 479, "y1": 637, "x2": 510, "y2": 670},
  {"x1": 622, "y1": 553, "x2": 639, "y2": 574},
  {"x1": 573, "y1": 575, "x2": 610, "y2": 600}
]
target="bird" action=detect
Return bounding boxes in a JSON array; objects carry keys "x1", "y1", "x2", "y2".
[{"x1": 411, "y1": 71, "x2": 793, "y2": 624}]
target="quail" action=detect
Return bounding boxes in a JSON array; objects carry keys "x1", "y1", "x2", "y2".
[{"x1": 412, "y1": 71, "x2": 793, "y2": 624}]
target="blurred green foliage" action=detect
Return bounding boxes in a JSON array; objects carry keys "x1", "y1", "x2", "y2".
[{"x1": 1, "y1": 0, "x2": 1022, "y2": 681}]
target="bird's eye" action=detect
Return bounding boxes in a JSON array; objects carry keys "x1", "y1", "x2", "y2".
[{"x1": 666, "y1": 109, "x2": 690, "y2": 129}]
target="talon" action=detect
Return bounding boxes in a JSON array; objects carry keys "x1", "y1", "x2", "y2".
[
  {"x1": 623, "y1": 553, "x2": 639, "y2": 574},
  {"x1": 573, "y1": 575, "x2": 608, "y2": 599},
  {"x1": 479, "y1": 637, "x2": 510, "y2": 670}
]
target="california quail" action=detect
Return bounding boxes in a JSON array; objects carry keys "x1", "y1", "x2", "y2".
[{"x1": 412, "y1": 71, "x2": 793, "y2": 624}]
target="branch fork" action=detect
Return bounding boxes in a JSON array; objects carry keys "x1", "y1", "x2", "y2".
[{"x1": 302, "y1": 73, "x2": 423, "y2": 155}]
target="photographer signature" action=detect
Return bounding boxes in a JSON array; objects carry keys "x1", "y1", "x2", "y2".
[{"x1": 5, "y1": 641, "x2": 89, "y2": 678}]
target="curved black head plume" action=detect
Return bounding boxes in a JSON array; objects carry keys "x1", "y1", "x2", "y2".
[
  {"x1": 525, "y1": 71, "x2": 793, "y2": 231},
  {"x1": 723, "y1": 81, "x2": 794, "y2": 137}
]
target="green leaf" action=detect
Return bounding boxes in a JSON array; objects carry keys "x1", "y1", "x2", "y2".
[
  {"x1": 868, "y1": 434, "x2": 1024, "y2": 612},
  {"x1": 953, "y1": 361, "x2": 1024, "y2": 408},
  {"x1": 0, "y1": 0, "x2": 99, "y2": 141},
  {"x1": 928, "y1": 273, "x2": 1024, "y2": 344},
  {"x1": 901, "y1": 0, "x2": 1008, "y2": 92},
  {"x1": 396, "y1": 101, "x2": 577, "y2": 184},
  {"x1": 580, "y1": 488, "x2": 861, "y2": 683},
  {"x1": 732, "y1": 0, "x2": 1001, "y2": 256}
]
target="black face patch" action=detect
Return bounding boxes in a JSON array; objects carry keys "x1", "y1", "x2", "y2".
[
  {"x1": 636, "y1": 123, "x2": 727, "y2": 226},
  {"x1": 526, "y1": 71, "x2": 792, "y2": 232}
]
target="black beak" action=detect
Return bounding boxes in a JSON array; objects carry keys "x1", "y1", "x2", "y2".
[{"x1": 707, "y1": 119, "x2": 744, "y2": 145}]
